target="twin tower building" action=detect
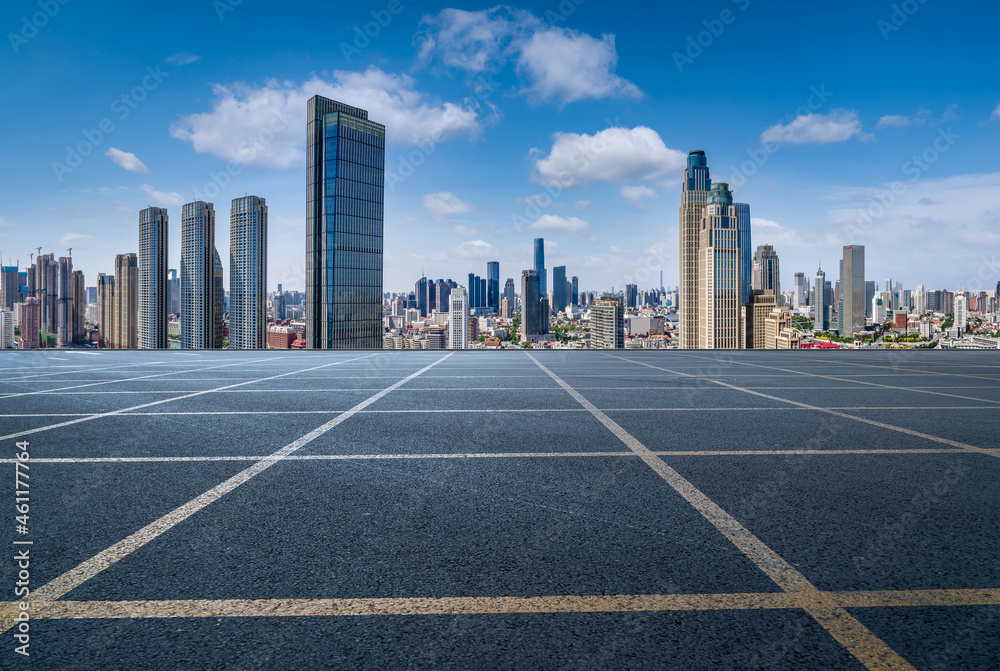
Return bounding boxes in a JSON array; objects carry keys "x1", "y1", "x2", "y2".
[{"x1": 137, "y1": 197, "x2": 267, "y2": 349}]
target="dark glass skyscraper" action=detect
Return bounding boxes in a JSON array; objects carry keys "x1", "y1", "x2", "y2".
[
  {"x1": 533, "y1": 238, "x2": 546, "y2": 297},
  {"x1": 306, "y1": 96, "x2": 384, "y2": 349},
  {"x1": 487, "y1": 261, "x2": 500, "y2": 311},
  {"x1": 552, "y1": 266, "x2": 567, "y2": 313}
]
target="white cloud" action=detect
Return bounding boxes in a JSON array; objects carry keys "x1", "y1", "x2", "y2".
[
  {"x1": 516, "y1": 29, "x2": 642, "y2": 105},
  {"x1": 574, "y1": 200, "x2": 593, "y2": 211},
  {"x1": 454, "y1": 239, "x2": 496, "y2": 258},
  {"x1": 139, "y1": 184, "x2": 184, "y2": 207},
  {"x1": 528, "y1": 214, "x2": 591, "y2": 233},
  {"x1": 166, "y1": 52, "x2": 201, "y2": 66},
  {"x1": 418, "y1": 8, "x2": 641, "y2": 106},
  {"x1": 876, "y1": 115, "x2": 912, "y2": 129},
  {"x1": 760, "y1": 110, "x2": 864, "y2": 146},
  {"x1": 751, "y1": 217, "x2": 785, "y2": 230},
  {"x1": 105, "y1": 148, "x2": 151, "y2": 175},
  {"x1": 423, "y1": 192, "x2": 474, "y2": 220},
  {"x1": 992, "y1": 104, "x2": 1000, "y2": 121},
  {"x1": 619, "y1": 185, "x2": 658, "y2": 206},
  {"x1": 60, "y1": 233, "x2": 100, "y2": 246},
  {"x1": 454, "y1": 224, "x2": 478, "y2": 238},
  {"x1": 533, "y1": 126, "x2": 687, "y2": 187},
  {"x1": 171, "y1": 67, "x2": 481, "y2": 169}
]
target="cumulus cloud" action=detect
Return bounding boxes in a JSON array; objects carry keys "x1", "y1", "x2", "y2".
[
  {"x1": 877, "y1": 107, "x2": 956, "y2": 129},
  {"x1": 417, "y1": 8, "x2": 641, "y2": 106},
  {"x1": 760, "y1": 110, "x2": 865, "y2": 146},
  {"x1": 533, "y1": 126, "x2": 686, "y2": 187},
  {"x1": 423, "y1": 192, "x2": 474, "y2": 220},
  {"x1": 876, "y1": 115, "x2": 912, "y2": 129},
  {"x1": 105, "y1": 148, "x2": 151, "y2": 175},
  {"x1": 574, "y1": 200, "x2": 593, "y2": 211},
  {"x1": 751, "y1": 217, "x2": 785, "y2": 230},
  {"x1": 992, "y1": 104, "x2": 1000, "y2": 121},
  {"x1": 171, "y1": 67, "x2": 482, "y2": 169},
  {"x1": 139, "y1": 184, "x2": 184, "y2": 207},
  {"x1": 619, "y1": 185, "x2": 658, "y2": 206},
  {"x1": 454, "y1": 224, "x2": 478, "y2": 237},
  {"x1": 166, "y1": 52, "x2": 201, "y2": 66},
  {"x1": 454, "y1": 239, "x2": 496, "y2": 258},
  {"x1": 528, "y1": 214, "x2": 591, "y2": 233}
]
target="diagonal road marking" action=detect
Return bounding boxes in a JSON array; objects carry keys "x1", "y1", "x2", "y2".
[{"x1": 529, "y1": 354, "x2": 917, "y2": 671}]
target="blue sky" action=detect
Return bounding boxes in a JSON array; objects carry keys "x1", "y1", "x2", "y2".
[{"x1": 1, "y1": 0, "x2": 998, "y2": 294}]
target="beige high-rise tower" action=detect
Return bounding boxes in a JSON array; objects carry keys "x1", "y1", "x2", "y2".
[
  {"x1": 114, "y1": 253, "x2": 138, "y2": 349},
  {"x1": 679, "y1": 150, "x2": 711, "y2": 349},
  {"x1": 698, "y1": 183, "x2": 751, "y2": 350}
]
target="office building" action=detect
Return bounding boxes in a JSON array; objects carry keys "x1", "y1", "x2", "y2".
[
  {"x1": 139, "y1": 207, "x2": 169, "y2": 349},
  {"x1": 71, "y1": 270, "x2": 85, "y2": 344},
  {"x1": 679, "y1": 150, "x2": 712, "y2": 349},
  {"x1": 306, "y1": 95, "x2": 384, "y2": 349},
  {"x1": 181, "y1": 201, "x2": 216, "y2": 349},
  {"x1": 168, "y1": 269, "x2": 180, "y2": 317},
  {"x1": 841, "y1": 245, "x2": 865, "y2": 339},
  {"x1": 591, "y1": 296, "x2": 624, "y2": 349},
  {"x1": 414, "y1": 277, "x2": 428, "y2": 318},
  {"x1": 752, "y1": 245, "x2": 781, "y2": 302},
  {"x1": 745, "y1": 290, "x2": 778, "y2": 349},
  {"x1": 571, "y1": 276, "x2": 579, "y2": 307},
  {"x1": 533, "y1": 238, "x2": 547, "y2": 297},
  {"x1": 520, "y1": 269, "x2": 543, "y2": 341},
  {"x1": 625, "y1": 283, "x2": 638, "y2": 310},
  {"x1": 865, "y1": 281, "x2": 876, "y2": 318},
  {"x1": 448, "y1": 286, "x2": 469, "y2": 350},
  {"x1": 230, "y1": 196, "x2": 268, "y2": 349},
  {"x1": 487, "y1": 262, "x2": 500, "y2": 311},
  {"x1": 764, "y1": 307, "x2": 801, "y2": 349},
  {"x1": 699, "y1": 183, "x2": 751, "y2": 349},
  {"x1": 502, "y1": 278, "x2": 515, "y2": 318},
  {"x1": 793, "y1": 272, "x2": 806, "y2": 309},
  {"x1": 552, "y1": 266, "x2": 567, "y2": 314},
  {"x1": 814, "y1": 266, "x2": 827, "y2": 331},
  {"x1": 114, "y1": 253, "x2": 138, "y2": 349}
]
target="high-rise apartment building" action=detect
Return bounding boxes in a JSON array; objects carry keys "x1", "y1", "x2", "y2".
[
  {"x1": 448, "y1": 286, "x2": 469, "y2": 350},
  {"x1": 679, "y1": 150, "x2": 711, "y2": 349},
  {"x1": 97, "y1": 273, "x2": 115, "y2": 348},
  {"x1": 181, "y1": 201, "x2": 216, "y2": 349},
  {"x1": 552, "y1": 266, "x2": 567, "y2": 314},
  {"x1": 139, "y1": 207, "x2": 169, "y2": 349},
  {"x1": 533, "y1": 238, "x2": 547, "y2": 297},
  {"x1": 114, "y1": 253, "x2": 138, "y2": 349},
  {"x1": 71, "y1": 269, "x2": 85, "y2": 344},
  {"x1": 306, "y1": 95, "x2": 384, "y2": 349},
  {"x1": 954, "y1": 291, "x2": 967, "y2": 336},
  {"x1": 752, "y1": 245, "x2": 781, "y2": 302},
  {"x1": 698, "y1": 183, "x2": 751, "y2": 349},
  {"x1": 213, "y1": 249, "x2": 224, "y2": 349},
  {"x1": 841, "y1": 245, "x2": 865, "y2": 339},
  {"x1": 1, "y1": 265, "x2": 18, "y2": 311},
  {"x1": 502, "y1": 278, "x2": 515, "y2": 318},
  {"x1": 56, "y1": 256, "x2": 72, "y2": 347},
  {"x1": 229, "y1": 196, "x2": 268, "y2": 349},
  {"x1": 0, "y1": 308, "x2": 14, "y2": 349},
  {"x1": 487, "y1": 262, "x2": 500, "y2": 312},
  {"x1": 591, "y1": 296, "x2": 624, "y2": 349},
  {"x1": 20, "y1": 298, "x2": 40, "y2": 349},
  {"x1": 793, "y1": 272, "x2": 806, "y2": 309}
]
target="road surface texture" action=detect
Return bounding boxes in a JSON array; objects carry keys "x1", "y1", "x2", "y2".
[{"x1": 1, "y1": 349, "x2": 998, "y2": 670}]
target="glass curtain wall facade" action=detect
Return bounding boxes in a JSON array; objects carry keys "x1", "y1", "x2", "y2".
[
  {"x1": 229, "y1": 196, "x2": 268, "y2": 349},
  {"x1": 306, "y1": 96, "x2": 384, "y2": 349},
  {"x1": 487, "y1": 261, "x2": 499, "y2": 311},
  {"x1": 698, "y1": 183, "x2": 751, "y2": 350},
  {"x1": 679, "y1": 150, "x2": 712, "y2": 349},
  {"x1": 533, "y1": 238, "x2": 546, "y2": 297},
  {"x1": 138, "y1": 207, "x2": 169, "y2": 349}
]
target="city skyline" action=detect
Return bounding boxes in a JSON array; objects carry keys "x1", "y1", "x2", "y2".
[{"x1": 2, "y1": 1, "x2": 998, "y2": 295}]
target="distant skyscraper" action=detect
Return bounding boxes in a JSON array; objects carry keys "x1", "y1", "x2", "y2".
[
  {"x1": 591, "y1": 296, "x2": 624, "y2": 349},
  {"x1": 625, "y1": 283, "x2": 638, "y2": 310},
  {"x1": 793, "y1": 272, "x2": 806, "y2": 309},
  {"x1": 114, "y1": 253, "x2": 138, "y2": 349},
  {"x1": 698, "y1": 183, "x2": 751, "y2": 349},
  {"x1": 503, "y1": 278, "x2": 515, "y2": 318},
  {"x1": 415, "y1": 277, "x2": 428, "y2": 317},
  {"x1": 520, "y1": 269, "x2": 542, "y2": 340},
  {"x1": 448, "y1": 286, "x2": 469, "y2": 350},
  {"x1": 533, "y1": 238, "x2": 547, "y2": 297},
  {"x1": 814, "y1": 265, "x2": 827, "y2": 331},
  {"x1": 181, "y1": 201, "x2": 216, "y2": 349},
  {"x1": 306, "y1": 95, "x2": 384, "y2": 349},
  {"x1": 841, "y1": 245, "x2": 865, "y2": 339},
  {"x1": 229, "y1": 196, "x2": 268, "y2": 349},
  {"x1": 954, "y1": 291, "x2": 967, "y2": 336},
  {"x1": 97, "y1": 273, "x2": 115, "y2": 348},
  {"x1": 139, "y1": 207, "x2": 169, "y2": 349},
  {"x1": 0, "y1": 308, "x2": 14, "y2": 349},
  {"x1": 168, "y1": 269, "x2": 180, "y2": 316},
  {"x1": 571, "y1": 276, "x2": 579, "y2": 306},
  {"x1": 1, "y1": 264, "x2": 18, "y2": 311},
  {"x1": 865, "y1": 281, "x2": 876, "y2": 318},
  {"x1": 20, "y1": 297, "x2": 40, "y2": 349},
  {"x1": 487, "y1": 261, "x2": 500, "y2": 311},
  {"x1": 213, "y1": 249, "x2": 224, "y2": 349},
  {"x1": 752, "y1": 245, "x2": 781, "y2": 302},
  {"x1": 679, "y1": 150, "x2": 711, "y2": 349},
  {"x1": 56, "y1": 256, "x2": 72, "y2": 347},
  {"x1": 71, "y1": 270, "x2": 85, "y2": 344},
  {"x1": 552, "y1": 266, "x2": 567, "y2": 313}
]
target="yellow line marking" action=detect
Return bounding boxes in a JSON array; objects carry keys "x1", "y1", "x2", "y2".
[
  {"x1": 530, "y1": 355, "x2": 916, "y2": 671},
  {"x1": 19, "y1": 588, "x2": 1000, "y2": 621},
  {"x1": 0, "y1": 353, "x2": 454, "y2": 635},
  {"x1": 608, "y1": 354, "x2": 1000, "y2": 461}
]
